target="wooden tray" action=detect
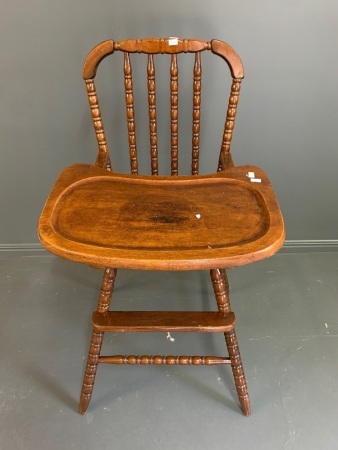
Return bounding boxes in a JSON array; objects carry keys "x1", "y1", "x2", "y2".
[{"x1": 39, "y1": 164, "x2": 285, "y2": 270}]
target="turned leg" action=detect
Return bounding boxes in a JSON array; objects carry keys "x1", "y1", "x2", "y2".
[
  {"x1": 79, "y1": 268, "x2": 117, "y2": 414},
  {"x1": 79, "y1": 330, "x2": 104, "y2": 415},
  {"x1": 210, "y1": 268, "x2": 251, "y2": 416}
]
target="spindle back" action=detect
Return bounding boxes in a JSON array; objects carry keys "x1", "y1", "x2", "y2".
[{"x1": 83, "y1": 37, "x2": 244, "y2": 175}]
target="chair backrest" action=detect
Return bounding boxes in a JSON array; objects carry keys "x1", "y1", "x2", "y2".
[{"x1": 83, "y1": 37, "x2": 244, "y2": 175}]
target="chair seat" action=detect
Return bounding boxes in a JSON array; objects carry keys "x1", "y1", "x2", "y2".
[{"x1": 38, "y1": 163, "x2": 284, "y2": 270}]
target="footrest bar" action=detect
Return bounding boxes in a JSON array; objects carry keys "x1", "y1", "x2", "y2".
[
  {"x1": 99, "y1": 355, "x2": 231, "y2": 365},
  {"x1": 93, "y1": 311, "x2": 235, "y2": 333}
]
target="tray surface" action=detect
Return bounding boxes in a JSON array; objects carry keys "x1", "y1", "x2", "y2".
[{"x1": 52, "y1": 176, "x2": 270, "y2": 251}]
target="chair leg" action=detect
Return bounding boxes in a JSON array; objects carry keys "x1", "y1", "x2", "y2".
[
  {"x1": 210, "y1": 268, "x2": 251, "y2": 416},
  {"x1": 79, "y1": 268, "x2": 117, "y2": 414}
]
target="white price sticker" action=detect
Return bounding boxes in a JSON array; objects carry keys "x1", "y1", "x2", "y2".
[{"x1": 168, "y1": 37, "x2": 178, "y2": 46}]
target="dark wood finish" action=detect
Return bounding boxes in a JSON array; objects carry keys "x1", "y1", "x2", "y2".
[
  {"x1": 99, "y1": 355, "x2": 231, "y2": 365},
  {"x1": 39, "y1": 164, "x2": 284, "y2": 271},
  {"x1": 84, "y1": 79, "x2": 111, "y2": 170},
  {"x1": 192, "y1": 52, "x2": 202, "y2": 175},
  {"x1": 81, "y1": 37, "x2": 244, "y2": 175},
  {"x1": 115, "y1": 37, "x2": 210, "y2": 54},
  {"x1": 124, "y1": 52, "x2": 138, "y2": 174},
  {"x1": 210, "y1": 39, "x2": 244, "y2": 78},
  {"x1": 92, "y1": 311, "x2": 235, "y2": 333},
  {"x1": 38, "y1": 37, "x2": 285, "y2": 417},
  {"x1": 211, "y1": 268, "x2": 251, "y2": 416},
  {"x1": 82, "y1": 39, "x2": 115, "y2": 79},
  {"x1": 170, "y1": 54, "x2": 179, "y2": 175},
  {"x1": 79, "y1": 268, "x2": 117, "y2": 414},
  {"x1": 147, "y1": 54, "x2": 158, "y2": 175},
  {"x1": 220, "y1": 79, "x2": 242, "y2": 162}
]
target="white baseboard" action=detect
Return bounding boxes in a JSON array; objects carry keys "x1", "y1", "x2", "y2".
[
  {"x1": 0, "y1": 241, "x2": 338, "y2": 254},
  {"x1": 0, "y1": 243, "x2": 47, "y2": 254},
  {"x1": 281, "y1": 240, "x2": 338, "y2": 252}
]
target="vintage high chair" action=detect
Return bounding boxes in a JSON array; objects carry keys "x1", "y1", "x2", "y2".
[{"x1": 38, "y1": 37, "x2": 285, "y2": 416}]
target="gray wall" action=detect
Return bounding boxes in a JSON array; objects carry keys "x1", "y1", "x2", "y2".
[{"x1": 1, "y1": 0, "x2": 338, "y2": 247}]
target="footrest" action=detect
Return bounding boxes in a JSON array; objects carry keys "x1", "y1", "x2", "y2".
[{"x1": 92, "y1": 311, "x2": 235, "y2": 333}]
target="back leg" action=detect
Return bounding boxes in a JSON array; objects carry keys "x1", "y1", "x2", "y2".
[{"x1": 210, "y1": 268, "x2": 251, "y2": 416}]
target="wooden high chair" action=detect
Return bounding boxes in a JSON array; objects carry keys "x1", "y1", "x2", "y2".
[{"x1": 38, "y1": 37, "x2": 285, "y2": 415}]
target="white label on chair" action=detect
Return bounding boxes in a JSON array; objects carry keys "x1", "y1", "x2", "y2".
[
  {"x1": 247, "y1": 171, "x2": 255, "y2": 178},
  {"x1": 168, "y1": 37, "x2": 178, "y2": 46},
  {"x1": 250, "y1": 178, "x2": 262, "y2": 183}
]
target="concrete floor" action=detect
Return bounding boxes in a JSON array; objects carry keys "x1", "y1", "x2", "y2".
[{"x1": 1, "y1": 251, "x2": 338, "y2": 449}]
